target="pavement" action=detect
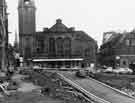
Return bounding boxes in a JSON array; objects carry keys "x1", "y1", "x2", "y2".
[{"x1": 59, "y1": 71, "x2": 135, "y2": 103}]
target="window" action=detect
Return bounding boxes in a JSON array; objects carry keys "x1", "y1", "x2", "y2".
[
  {"x1": 126, "y1": 39, "x2": 135, "y2": 46},
  {"x1": 49, "y1": 38, "x2": 56, "y2": 56},
  {"x1": 56, "y1": 37, "x2": 63, "y2": 57},
  {"x1": 85, "y1": 48, "x2": 91, "y2": 57},
  {"x1": 63, "y1": 37, "x2": 71, "y2": 57},
  {"x1": 131, "y1": 39, "x2": 135, "y2": 46},
  {"x1": 37, "y1": 40, "x2": 44, "y2": 53},
  {"x1": 125, "y1": 39, "x2": 130, "y2": 46},
  {"x1": 123, "y1": 61, "x2": 126, "y2": 65},
  {"x1": 25, "y1": 47, "x2": 31, "y2": 58}
]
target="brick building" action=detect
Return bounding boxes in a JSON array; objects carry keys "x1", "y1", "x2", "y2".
[
  {"x1": 32, "y1": 19, "x2": 97, "y2": 68},
  {"x1": 99, "y1": 30, "x2": 135, "y2": 69},
  {"x1": 18, "y1": 0, "x2": 97, "y2": 68}
]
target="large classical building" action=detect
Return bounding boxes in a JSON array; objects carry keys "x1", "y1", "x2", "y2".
[
  {"x1": 99, "y1": 30, "x2": 135, "y2": 70},
  {"x1": 32, "y1": 19, "x2": 97, "y2": 68},
  {"x1": 18, "y1": 0, "x2": 97, "y2": 68}
]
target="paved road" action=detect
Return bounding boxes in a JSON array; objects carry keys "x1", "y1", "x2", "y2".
[{"x1": 59, "y1": 71, "x2": 135, "y2": 103}]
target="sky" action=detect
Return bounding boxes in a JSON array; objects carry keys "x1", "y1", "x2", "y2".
[{"x1": 6, "y1": 0, "x2": 135, "y2": 46}]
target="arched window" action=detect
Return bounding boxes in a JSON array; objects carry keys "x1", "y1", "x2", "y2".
[
  {"x1": 25, "y1": 38, "x2": 31, "y2": 58},
  {"x1": 63, "y1": 37, "x2": 71, "y2": 57},
  {"x1": 85, "y1": 48, "x2": 91, "y2": 57},
  {"x1": 25, "y1": 47, "x2": 31, "y2": 58},
  {"x1": 37, "y1": 40, "x2": 44, "y2": 53},
  {"x1": 56, "y1": 37, "x2": 63, "y2": 57},
  {"x1": 49, "y1": 37, "x2": 56, "y2": 57}
]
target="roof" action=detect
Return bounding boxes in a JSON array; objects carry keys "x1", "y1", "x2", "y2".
[
  {"x1": 49, "y1": 19, "x2": 68, "y2": 32},
  {"x1": 34, "y1": 19, "x2": 97, "y2": 44},
  {"x1": 74, "y1": 31, "x2": 97, "y2": 43},
  {"x1": 101, "y1": 31, "x2": 135, "y2": 48},
  {"x1": 103, "y1": 32, "x2": 121, "y2": 44}
]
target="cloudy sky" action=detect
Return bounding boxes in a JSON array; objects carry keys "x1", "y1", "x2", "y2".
[{"x1": 6, "y1": 0, "x2": 135, "y2": 45}]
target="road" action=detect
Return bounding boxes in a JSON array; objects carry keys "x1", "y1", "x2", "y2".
[{"x1": 59, "y1": 71, "x2": 135, "y2": 103}]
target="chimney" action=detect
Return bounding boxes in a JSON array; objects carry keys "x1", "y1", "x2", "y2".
[{"x1": 56, "y1": 19, "x2": 62, "y2": 24}]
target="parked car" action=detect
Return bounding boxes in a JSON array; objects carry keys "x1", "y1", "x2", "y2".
[
  {"x1": 75, "y1": 70, "x2": 88, "y2": 78},
  {"x1": 72, "y1": 66, "x2": 81, "y2": 70},
  {"x1": 33, "y1": 65, "x2": 41, "y2": 69},
  {"x1": 113, "y1": 68, "x2": 133, "y2": 74},
  {"x1": 104, "y1": 67, "x2": 113, "y2": 73}
]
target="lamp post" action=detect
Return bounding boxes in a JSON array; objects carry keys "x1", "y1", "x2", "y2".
[{"x1": 115, "y1": 56, "x2": 120, "y2": 68}]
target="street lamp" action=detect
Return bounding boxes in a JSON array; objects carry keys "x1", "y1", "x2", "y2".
[
  {"x1": 116, "y1": 56, "x2": 120, "y2": 60},
  {"x1": 115, "y1": 56, "x2": 120, "y2": 67}
]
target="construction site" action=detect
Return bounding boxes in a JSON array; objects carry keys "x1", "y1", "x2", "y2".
[{"x1": 1, "y1": 0, "x2": 135, "y2": 103}]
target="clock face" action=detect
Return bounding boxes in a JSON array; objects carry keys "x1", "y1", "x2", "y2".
[
  {"x1": 25, "y1": 1, "x2": 29, "y2": 5},
  {"x1": 24, "y1": 0, "x2": 30, "y2": 5}
]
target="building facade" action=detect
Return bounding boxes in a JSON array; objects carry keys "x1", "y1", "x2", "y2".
[
  {"x1": 99, "y1": 30, "x2": 135, "y2": 70},
  {"x1": 32, "y1": 19, "x2": 97, "y2": 68},
  {"x1": 18, "y1": 0, "x2": 97, "y2": 68}
]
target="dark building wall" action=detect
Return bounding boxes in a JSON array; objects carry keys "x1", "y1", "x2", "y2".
[
  {"x1": 99, "y1": 31, "x2": 135, "y2": 68},
  {"x1": 32, "y1": 24, "x2": 97, "y2": 65}
]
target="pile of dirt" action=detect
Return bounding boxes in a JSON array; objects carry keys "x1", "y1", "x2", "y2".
[
  {"x1": 0, "y1": 91, "x2": 64, "y2": 103},
  {"x1": 0, "y1": 73, "x2": 65, "y2": 103},
  {"x1": 26, "y1": 71, "x2": 93, "y2": 103}
]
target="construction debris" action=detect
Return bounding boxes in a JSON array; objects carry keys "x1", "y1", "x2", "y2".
[{"x1": 26, "y1": 70, "x2": 93, "y2": 103}]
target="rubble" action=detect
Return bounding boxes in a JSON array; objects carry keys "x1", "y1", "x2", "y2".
[
  {"x1": 17, "y1": 82, "x2": 41, "y2": 92},
  {"x1": 26, "y1": 71, "x2": 93, "y2": 103},
  {"x1": 0, "y1": 70, "x2": 95, "y2": 102}
]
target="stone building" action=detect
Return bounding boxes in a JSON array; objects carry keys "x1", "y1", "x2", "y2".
[
  {"x1": 32, "y1": 19, "x2": 97, "y2": 68},
  {"x1": 99, "y1": 30, "x2": 135, "y2": 69},
  {"x1": 18, "y1": 0, "x2": 97, "y2": 68},
  {"x1": 18, "y1": 0, "x2": 35, "y2": 58}
]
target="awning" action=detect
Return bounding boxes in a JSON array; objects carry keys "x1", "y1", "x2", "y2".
[{"x1": 32, "y1": 58, "x2": 83, "y2": 62}]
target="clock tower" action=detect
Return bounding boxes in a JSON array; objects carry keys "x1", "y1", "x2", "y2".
[{"x1": 18, "y1": 0, "x2": 36, "y2": 59}]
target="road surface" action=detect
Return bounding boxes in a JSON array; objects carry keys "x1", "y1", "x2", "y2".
[{"x1": 59, "y1": 71, "x2": 135, "y2": 103}]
